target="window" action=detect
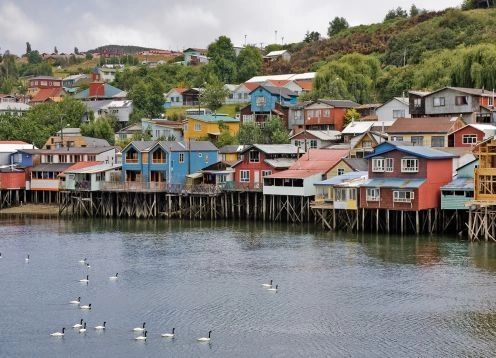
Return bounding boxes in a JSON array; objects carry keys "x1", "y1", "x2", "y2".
[
  {"x1": 315, "y1": 110, "x2": 321, "y2": 118},
  {"x1": 309, "y1": 140, "x2": 318, "y2": 149},
  {"x1": 198, "y1": 153, "x2": 203, "y2": 158},
  {"x1": 262, "y1": 170, "x2": 272, "y2": 177},
  {"x1": 194, "y1": 123, "x2": 202, "y2": 131},
  {"x1": 414, "y1": 98, "x2": 421, "y2": 108},
  {"x1": 385, "y1": 158, "x2": 394, "y2": 172},
  {"x1": 489, "y1": 96, "x2": 494, "y2": 107},
  {"x1": 256, "y1": 96, "x2": 266, "y2": 107},
  {"x1": 462, "y1": 134, "x2": 477, "y2": 144},
  {"x1": 362, "y1": 140, "x2": 372, "y2": 148},
  {"x1": 249, "y1": 150, "x2": 260, "y2": 163},
  {"x1": 337, "y1": 168, "x2": 345, "y2": 175},
  {"x1": 323, "y1": 109, "x2": 330, "y2": 117},
  {"x1": 240, "y1": 170, "x2": 250, "y2": 182},
  {"x1": 366, "y1": 188, "x2": 380, "y2": 201},
  {"x1": 411, "y1": 136, "x2": 424, "y2": 146},
  {"x1": 244, "y1": 93, "x2": 248, "y2": 100},
  {"x1": 401, "y1": 158, "x2": 418, "y2": 172},
  {"x1": 179, "y1": 153, "x2": 185, "y2": 163},
  {"x1": 433, "y1": 97, "x2": 445, "y2": 107},
  {"x1": 431, "y1": 136, "x2": 445, "y2": 147},
  {"x1": 391, "y1": 136, "x2": 403, "y2": 141},
  {"x1": 455, "y1": 96, "x2": 468, "y2": 105},
  {"x1": 393, "y1": 190, "x2": 415, "y2": 202},
  {"x1": 372, "y1": 158, "x2": 385, "y2": 172},
  {"x1": 393, "y1": 110, "x2": 405, "y2": 118},
  {"x1": 335, "y1": 188, "x2": 346, "y2": 201}
]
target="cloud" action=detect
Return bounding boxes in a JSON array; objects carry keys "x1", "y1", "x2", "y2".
[{"x1": 0, "y1": 2, "x2": 44, "y2": 51}]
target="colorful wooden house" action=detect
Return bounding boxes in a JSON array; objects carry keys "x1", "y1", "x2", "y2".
[
  {"x1": 121, "y1": 140, "x2": 218, "y2": 186},
  {"x1": 183, "y1": 114, "x2": 240, "y2": 141},
  {"x1": 218, "y1": 145, "x2": 246, "y2": 163},
  {"x1": 313, "y1": 171, "x2": 368, "y2": 209},
  {"x1": 326, "y1": 158, "x2": 368, "y2": 178},
  {"x1": 164, "y1": 88, "x2": 188, "y2": 107},
  {"x1": 303, "y1": 99, "x2": 360, "y2": 132},
  {"x1": 360, "y1": 142, "x2": 456, "y2": 213},
  {"x1": 447, "y1": 123, "x2": 496, "y2": 147},
  {"x1": 290, "y1": 129, "x2": 341, "y2": 150},
  {"x1": 441, "y1": 159, "x2": 476, "y2": 210},
  {"x1": 229, "y1": 144, "x2": 302, "y2": 190},
  {"x1": 387, "y1": 116, "x2": 465, "y2": 147},
  {"x1": 62, "y1": 162, "x2": 122, "y2": 191}
]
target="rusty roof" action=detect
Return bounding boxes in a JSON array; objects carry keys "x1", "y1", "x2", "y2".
[{"x1": 387, "y1": 117, "x2": 461, "y2": 134}]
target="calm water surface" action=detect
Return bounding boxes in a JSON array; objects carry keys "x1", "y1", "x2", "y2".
[{"x1": 0, "y1": 217, "x2": 496, "y2": 357}]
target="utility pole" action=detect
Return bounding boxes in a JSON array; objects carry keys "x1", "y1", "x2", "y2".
[
  {"x1": 275, "y1": 30, "x2": 278, "y2": 44},
  {"x1": 281, "y1": 36, "x2": 284, "y2": 45},
  {"x1": 244, "y1": 34, "x2": 247, "y2": 47}
]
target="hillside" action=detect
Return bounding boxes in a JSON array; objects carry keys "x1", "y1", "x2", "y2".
[{"x1": 86, "y1": 44, "x2": 162, "y2": 55}]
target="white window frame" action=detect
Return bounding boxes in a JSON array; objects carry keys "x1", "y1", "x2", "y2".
[
  {"x1": 366, "y1": 188, "x2": 380, "y2": 201},
  {"x1": 249, "y1": 150, "x2": 260, "y2": 163},
  {"x1": 194, "y1": 123, "x2": 202, "y2": 131},
  {"x1": 462, "y1": 134, "x2": 477, "y2": 144},
  {"x1": 372, "y1": 158, "x2": 385, "y2": 172},
  {"x1": 337, "y1": 168, "x2": 345, "y2": 176},
  {"x1": 433, "y1": 97, "x2": 445, "y2": 107},
  {"x1": 393, "y1": 190, "x2": 415, "y2": 202},
  {"x1": 261, "y1": 170, "x2": 272, "y2": 177},
  {"x1": 240, "y1": 170, "x2": 250, "y2": 182},
  {"x1": 385, "y1": 158, "x2": 394, "y2": 172},
  {"x1": 392, "y1": 109, "x2": 405, "y2": 118},
  {"x1": 401, "y1": 158, "x2": 418, "y2": 173}
]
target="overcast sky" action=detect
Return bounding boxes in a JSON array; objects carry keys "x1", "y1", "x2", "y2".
[{"x1": 1, "y1": 0, "x2": 461, "y2": 55}]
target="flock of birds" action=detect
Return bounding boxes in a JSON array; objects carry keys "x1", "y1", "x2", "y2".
[{"x1": 2, "y1": 252, "x2": 278, "y2": 344}]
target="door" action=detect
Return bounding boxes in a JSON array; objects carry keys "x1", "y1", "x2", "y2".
[{"x1": 254, "y1": 170, "x2": 260, "y2": 188}]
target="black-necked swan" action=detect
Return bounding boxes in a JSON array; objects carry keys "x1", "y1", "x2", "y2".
[
  {"x1": 268, "y1": 284, "x2": 278, "y2": 292},
  {"x1": 161, "y1": 327, "x2": 175, "y2": 338},
  {"x1": 135, "y1": 330, "x2": 147, "y2": 340},
  {"x1": 86, "y1": 263, "x2": 91, "y2": 269},
  {"x1": 197, "y1": 330, "x2": 212, "y2": 342},
  {"x1": 25, "y1": 254, "x2": 30, "y2": 262},
  {"x1": 133, "y1": 322, "x2": 146, "y2": 331},
  {"x1": 80, "y1": 303, "x2": 91, "y2": 310},
  {"x1": 79, "y1": 275, "x2": 89, "y2": 283},
  {"x1": 262, "y1": 280, "x2": 273, "y2": 287},
  {"x1": 79, "y1": 258, "x2": 87, "y2": 263},
  {"x1": 69, "y1": 297, "x2": 81, "y2": 304},
  {"x1": 50, "y1": 327, "x2": 65, "y2": 336},
  {"x1": 109, "y1": 273, "x2": 118, "y2": 279},
  {"x1": 72, "y1": 319, "x2": 84, "y2": 328},
  {"x1": 94, "y1": 321, "x2": 106, "y2": 330},
  {"x1": 79, "y1": 322, "x2": 87, "y2": 333}
]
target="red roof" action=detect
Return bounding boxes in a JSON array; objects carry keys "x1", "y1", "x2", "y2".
[
  {"x1": 268, "y1": 80, "x2": 290, "y2": 87},
  {"x1": 63, "y1": 161, "x2": 103, "y2": 173},
  {"x1": 268, "y1": 149, "x2": 350, "y2": 179},
  {"x1": 0, "y1": 140, "x2": 29, "y2": 144},
  {"x1": 175, "y1": 88, "x2": 188, "y2": 93},
  {"x1": 30, "y1": 88, "x2": 64, "y2": 103},
  {"x1": 295, "y1": 79, "x2": 313, "y2": 91},
  {"x1": 241, "y1": 82, "x2": 259, "y2": 91},
  {"x1": 387, "y1": 117, "x2": 463, "y2": 134}
]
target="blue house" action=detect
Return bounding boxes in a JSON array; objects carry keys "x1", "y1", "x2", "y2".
[
  {"x1": 249, "y1": 85, "x2": 298, "y2": 112},
  {"x1": 440, "y1": 159, "x2": 477, "y2": 210},
  {"x1": 121, "y1": 140, "x2": 218, "y2": 185}
]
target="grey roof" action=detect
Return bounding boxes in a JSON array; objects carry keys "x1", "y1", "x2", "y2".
[
  {"x1": 127, "y1": 141, "x2": 156, "y2": 152},
  {"x1": 441, "y1": 177, "x2": 474, "y2": 191},
  {"x1": 409, "y1": 90, "x2": 431, "y2": 97},
  {"x1": 242, "y1": 144, "x2": 300, "y2": 155},
  {"x1": 188, "y1": 140, "x2": 218, "y2": 151},
  {"x1": 82, "y1": 137, "x2": 110, "y2": 147},
  {"x1": 157, "y1": 140, "x2": 218, "y2": 152},
  {"x1": 305, "y1": 130, "x2": 342, "y2": 141},
  {"x1": 32, "y1": 163, "x2": 72, "y2": 172},
  {"x1": 264, "y1": 158, "x2": 298, "y2": 168},
  {"x1": 252, "y1": 85, "x2": 297, "y2": 99},
  {"x1": 21, "y1": 146, "x2": 116, "y2": 155},
  {"x1": 315, "y1": 171, "x2": 368, "y2": 186},
  {"x1": 361, "y1": 178, "x2": 425, "y2": 188},
  {"x1": 317, "y1": 99, "x2": 361, "y2": 108},
  {"x1": 342, "y1": 158, "x2": 368, "y2": 171},
  {"x1": 218, "y1": 145, "x2": 246, "y2": 154},
  {"x1": 84, "y1": 99, "x2": 114, "y2": 111}
]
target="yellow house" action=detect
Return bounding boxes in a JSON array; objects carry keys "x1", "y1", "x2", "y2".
[
  {"x1": 183, "y1": 114, "x2": 240, "y2": 141},
  {"x1": 326, "y1": 158, "x2": 368, "y2": 179}
]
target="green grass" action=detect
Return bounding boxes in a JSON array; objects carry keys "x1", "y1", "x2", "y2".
[{"x1": 164, "y1": 103, "x2": 247, "y2": 118}]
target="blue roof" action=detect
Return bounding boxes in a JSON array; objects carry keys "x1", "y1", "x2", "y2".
[
  {"x1": 440, "y1": 177, "x2": 474, "y2": 190},
  {"x1": 365, "y1": 143, "x2": 456, "y2": 159},
  {"x1": 315, "y1": 171, "x2": 368, "y2": 186},
  {"x1": 361, "y1": 178, "x2": 425, "y2": 188},
  {"x1": 188, "y1": 114, "x2": 239, "y2": 123}
]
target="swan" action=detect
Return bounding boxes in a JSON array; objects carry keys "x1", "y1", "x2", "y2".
[
  {"x1": 25, "y1": 254, "x2": 30, "y2": 262},
  {"x1": 261, "y1": 280, "x2": 273, "y2": 287},
  {"x1": 197, "y1": 330, "x2": 212, "y2": 342},
  {"x1": 69, "y1": 297, "x2": 81, "y2": 304},
  {"x1": 86, "y1": 263, "x2": 91, "y2": 269},
  {"x1": 50, "y1": 327, "x2": 65, "y2": 337},
  {"x1": 133, "y1": 322, "x2": 146, "y2": 332},
  {"x1": 94, "y1": 321, "x2": 106, "y2": 330},
  {"x1": 0, "y1": 252, "x2": 2, "y2": 258},
  {"x1": 109, "y1": 273, "x2": 118, "y2": 280},
  {"x1": 80, "y1": 303, "x2": 92, "y2": 310},
  {"x1": 78, "y1": 258, "x2": 87, "y2": 263},
  {"x1": 267, "y1": 284, "x2": 278, "y2": 292},
  {"x1": 79, "y1": 322, "x2": 87, "y2": 333},
  {"x1": 72, "y1": 319, "x2": 84, "y2": 328},
  {"x1": 161, "y1": 327, "x2": 175, "y2": 338},
  {"x1": 79, "y1": 275, "x2": 89, "y2": 283},
  {"x1": 135, "y1": 330, "x2": 147, "y2": 340}
]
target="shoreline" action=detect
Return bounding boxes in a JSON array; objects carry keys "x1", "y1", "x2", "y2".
[{"x1": 0, "y1": 204, "x2": 59, "y2": 217}]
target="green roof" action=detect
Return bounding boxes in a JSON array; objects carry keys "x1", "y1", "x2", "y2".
[{"x1": 188, "y1": 114, "x2": 239, "y2": 123}]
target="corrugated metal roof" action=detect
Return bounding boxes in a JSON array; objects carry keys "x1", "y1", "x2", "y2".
[
  {"x1": 32, "y1": 163, "x2": 72, "y2": 172},
  {"x1": 290, "y1": 149, "x2": 350, "y2": 171},
  {"x1": 342, "y1": 158, "x2": 368, "y2": 171},
  {"x1": 264, "y1": 158, "x2": 297, "y2": 168},
  {"x1": 441, "y1": 177, "x2": 474, "y2": 190},
  {"x1": 187, "y1": 114, "x2": 239, "y2": 123},
  {"x1": 367, "y1": 143, "x2": 457, "y2": 159},
  {"x1": 315, "y1": 171, "x2": 368, "y2": 186},
  {"x1": 218, "y1": 145, "x2": 246, "y2": 154},
  {"x1": 317, "y1": 99, "x2": 360, "y2": 108},
  {"x1": 268, "y1": 169, "x2": 324, "y2": 179},
  {"x1": 387, "y1": 117, "x2": 460, "y2": 134},
  {"x1": 361, "y1": 178, "x2": 425, "y2": 188},
  {"x1": 341, "y1": 121, "x2": 375, "y2": 134},
  {"x1": 65, "y1": 163, "x2": 121, "y2": 174},
  {"x1": 21, "y1": 146, "x2": 116, "y2": 155},
  {"x1": 244, "y1": 144, "x2": 301, "y2": 155}
]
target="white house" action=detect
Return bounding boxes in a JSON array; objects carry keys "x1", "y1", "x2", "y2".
[
  {"x1": 164, "y1": 88, "x2": 187, "y2": 107},
  {"x1": 0, "y1": 102, "x2": 31, "y2": 116},
  {"x1": 63, "y1": 162, "x2": 122, "y2": 191},
  {"x1": 375, "y1": 97, "x2": 410, "y2": 123},
  {"x1": 264, "y1": 50, "x2": 291, "y2": 62},
  {"x1": 99, "y1": 66, "x2": 117, "y2": 82},
  {"x1": 223, "y1": 84, "x2": 239, "y2": 104},
  {"x1": 104, "y1": 100, "x2": 133, "y2": 123}
]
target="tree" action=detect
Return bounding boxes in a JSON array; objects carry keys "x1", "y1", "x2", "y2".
[
  {"x1": 74, "y1": 47, "x2": 79, "y2": 55},
  {"x1": 215, "y1": 121, "x2": 236, "y2": 147},
  {"x1": 344, "y1": 108, "x2": 360, "y2": 127},
  {"x1": 85, "y1": 53, "x2": 93, "y2": 60},
  {"x1": 26, "y1": 42, "x2": 31, "y2": 55},
  {"x1": 237, "y1": 122, "x2": 263, "y2": 144},
  {"x1": 462, "y1": 0, "x2": 494, "y2": 9},
  {"x1": 27, "y1": 50, "x2": 42, "y2": 65},
  {"x1": 384, "y1": 7, "x2": 408, "y2": 21},
  {"x1": 304, "y1": 31, "x2": 321, "y2": 43},
  {"x1": 80, "y1": 116, "x2": 115, "y2": 145},
  {"x1": 262, "y1": 116, "x2": 290, "y2": 144},
  {"x1": 207, "y1": 36, "x2": 237, "y2": 83},
  {"x1": 236, "y1": 45, "x2": 262, "y2": 83},
  {"x1": 327, "y1": 17, "x2": 349, "y2": 37},
  {"x1": 54, "y1": 46, "x2": 58, "y2": 54},
  {"x1": 199, "y1": 81, "x2": 229, "y2": 113}
]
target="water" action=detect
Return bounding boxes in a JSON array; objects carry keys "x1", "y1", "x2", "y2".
[{"x1": 1, "y1": 217, "x2": 496, "y2": 357}]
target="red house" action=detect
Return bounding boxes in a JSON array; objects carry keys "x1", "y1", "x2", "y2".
[
  {"x1": 448, "y1": 123, "x2": 496, "y2": 147},
  {"x1": 303, "y1": 99, "x2": 360, "y2": 132},
  {"x1": 360, "y1": 142, "x2": 455, "y2": 211},
  {"x1": 230, "y1": 144, "x2": 302, "y2": 190}
]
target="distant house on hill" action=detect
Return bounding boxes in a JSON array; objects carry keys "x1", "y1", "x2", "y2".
[
  {"x1": 183, "y1": 48, "x2": 209, "y2": 65},
  {"x1": 264, "y1": 50, "x2": 291, "y2": 62}
]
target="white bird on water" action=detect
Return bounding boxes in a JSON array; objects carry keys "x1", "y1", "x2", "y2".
[
  {"x1": 79, "y1": 322, "x2": 87, "y2": 333},
  {"x1": 109, "y1": 273, "x2": 118, "y2": 280},
  {"x1": 25, "y1": 254, "x2": 30, "y2": 262},
  {"x1": 262, "y1": 280, "x2": 273, "y2": 287},
  {"x1": 79, "y1": 275, "x2": 89, "y2": 283},
  {"x1": 72, "y1": 319, "x2": 84, "y2": 328},
  {"x1": 69, "y1": 296, "x2": 81, "y2": 304},
  {"x1": 135, "y1": 330, "x2": 147, "y2": 340},
  {"x1": 133, "y1": 322, "x2": 146, "y2": 332},
  {"x1": 161, "y1": 327, "x2": 175, "y2": 338},
  {"x1": 80, "y1": 303, "x2": 92, "y2": 310},
  {"x1": 197, "y1": 330, "x2": 212, "y2": 342},
  {"x1": 94, "y1": 321, "x2": 106, "y2": 330},
  {"x1": 50, "y1": 328, "x2": 65, "y2": 337}
]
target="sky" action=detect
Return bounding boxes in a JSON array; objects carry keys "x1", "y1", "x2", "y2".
[{"x1": 1, "y1": 0, "x2": 462, "y2": 55}]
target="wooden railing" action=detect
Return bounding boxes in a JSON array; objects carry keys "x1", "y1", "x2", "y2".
[{"x1": 101, "y1": 182, "x2": 223, "y2": 195}]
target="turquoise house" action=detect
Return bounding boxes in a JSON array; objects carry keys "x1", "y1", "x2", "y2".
[
  {"x1": 440, "y1": 159, "x2": 477, "y2": 210},
  {"x1": 249, "y1": 85, "x2": 298, "y2": 112}
]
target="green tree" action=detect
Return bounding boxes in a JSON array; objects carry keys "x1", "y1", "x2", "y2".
[
  {"x1": 27, "y1": 50, "x2": 42, "y2": 65},
  {"x1": 327, "y1": 17, "x2": 349, "y2": 37},
  {"x1": 26, "y1": 42, "x2": 31, "y2": 55},
  {"x1": 344, "y1": 108, "x2": 360, "y2": 127},
  {"x1": 237, "y1": 122, "x2": 263, "y2": 144},
  {"x1": 215, "y1": 121, "x2": 236, "y2": 147},
  {"x1": 262, "y1": 116, "x2": 290, "y2": 144},
  {"x1": 304, "y1": 31, "x2": 321, "y2": 42},
  {"x1": 80, "y1": 116, "x2": 115, "y2": 145},
  {"x1": 207, "y1": 36, "x2": 237, "y2": 83},
  {"x1": 236, "y1": 45, "x2": 262, "y2": 83},
  {"x1": 199, "y1": 81, "x2": 229, "y2": 113},
  {"x1": 128, "y1": 78, "x2": 165, "y2": 122},
  {"x1": 384, "y1": 7, "x2": 408, "y2": 21},
  {"x1": 74, "y1": 47, "x2": 79, "y2": 55}
]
